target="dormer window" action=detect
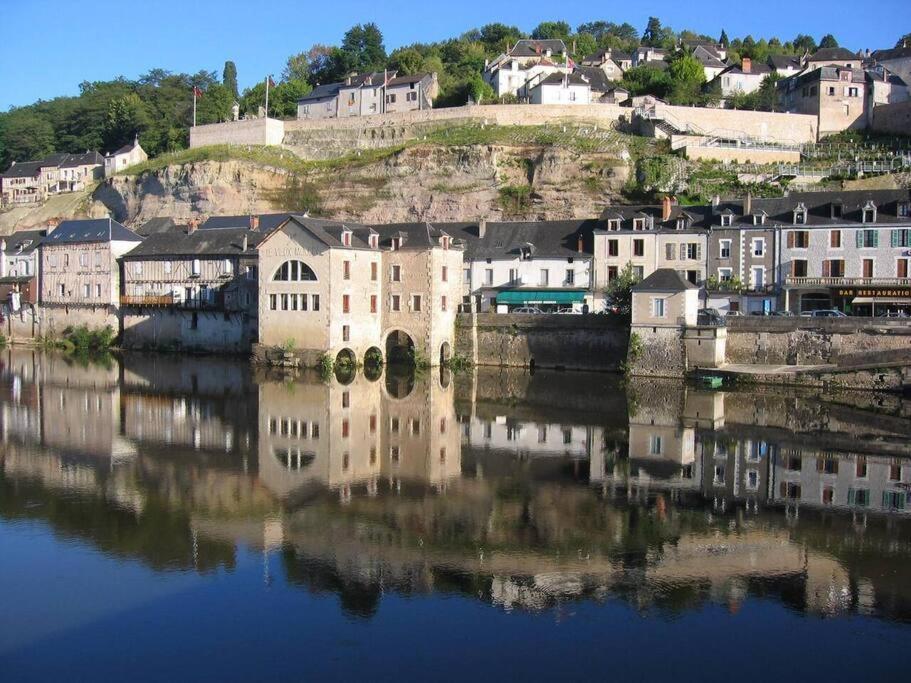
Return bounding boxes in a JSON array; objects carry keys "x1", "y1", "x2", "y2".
[
  {"x1": 391, "y1": 237, "x2": 401, "y2": 251},
  {"x1": 368, "y1": 233, "x2": 378, "y2": 249},
  {"x1": 720, "y1": 214, "x2": 733, "y2": 227},
  {"x1": 341, "y1": 230, "x2": 352, "y2": 247},
  {"x1": 520, "y1": 245, "x2": 534, "y2": 261},
  {"x1": 607, "y1": 219, "x2": 621, "y2": 231},
  {"x1": 831, "y1": 202, "x2": 843, "y2": 219},
  {"x1": 793, "y1": 204, "x2": 807, "y2": 225},
  {"x1": 862, "y1": 201, "x2": 877, "y2": 224},
  {"x1": 752, "y1": 213, "x2": 766, "y2": 226},
  {"x1": 898, "y1": 201, "x2": 910, "y2": 218},
  {"x1": 441, "y1": 235, "x2": 450, "y2": 250},
  {"x1": 675, "y1": 218, "x2": 686, "y2": 230},
  {"x1": 633, "y1": 217, "x2": 647, "y2": 231}
]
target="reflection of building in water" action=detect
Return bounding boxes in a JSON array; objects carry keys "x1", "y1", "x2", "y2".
[
  {"x1": 462, "y1": 415, "x2": 593, "y2": 460},
  {"x1": 257, "y1": 370, "x2": 460, "y2": 502},
  {"x1": 771, "y1": 450, "x2": 909, "y2": 515}
]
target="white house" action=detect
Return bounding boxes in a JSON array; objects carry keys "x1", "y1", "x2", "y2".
[
  {"x1": 527, "y1": 73, "x2": 592, "y2": 105},
  {"x1": 104, "y1": 136, "x2": 148, "y2": 177},
  {"x1": 715, "y1": 57, "x2": 774, "y2": 96}
]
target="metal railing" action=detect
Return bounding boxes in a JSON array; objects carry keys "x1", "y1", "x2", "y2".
[{"x1": 784, "y1": 276, "x2": 911, "y2": 287}]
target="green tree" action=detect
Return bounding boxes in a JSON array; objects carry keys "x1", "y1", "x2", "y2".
[
  {"x1": 573, "y1": 32, "x2": 598, "y2": 59},
  {"x1": 621, "y1": 65, "x2": 673, "y2": 98},
  {"x1": 338, "y1": 23, "x2": 387, "y2": 74},
  {"x1": 531, "y1": 21, "x2": 571, "y2": 40},
  {"x1": 0, "y1": 112, "x2": 55, "y2": 163},
  {"x1": 792, "y1": 34, "x2": 817, "y2": 54},
  {"x1": 282, "y1": 53, "x2": 310, "y2": 83},
  {"x1": 196, "y1": 83, "x2": 233, "y2": 124},
  {"x1": 667, "y1": 52, "x2": 707, "y2": 105},
  {"x1": 642, "y1": 17, "x2": 671, "y2": 47},
  {"x1": 222, "y1": 61, "x2": 238, "y2": 99},
  {"x1": 604, "y1": 263, "x2": 640, "y2": 317},
  {"x1": 819, "y1": 34, "x2": 839, "y2": 49},
  {"x1": 101, "y1": 93, "x2": 150, "y2": 152},
  {"x1": 388, "y1": 47, "x2": 425, "y2": 75},
  {"x1": 479, "y1": 23, "x2": 524, "y2": 53},
  {"x1": 466, "y1": 73, "x2": 495, "y2": 103}
]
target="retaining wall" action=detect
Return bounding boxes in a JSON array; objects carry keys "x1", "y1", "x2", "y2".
[
  {"x1": 189, "y1": 117, "x2": 285, "y2": 148},
  {"x1": 870, "y1": 101, "x2": 911, "y2": 136},
  {"x1": 651, "y1": 103, "x2": 818, "y2": 143},
  {"x1": 455, "y1": 313, "x2": 628, "y2": 371}
]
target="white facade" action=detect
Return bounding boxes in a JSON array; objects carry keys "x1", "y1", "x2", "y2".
[{"x1": 464, "y1": 255, "x2": 592, "y2": 312}]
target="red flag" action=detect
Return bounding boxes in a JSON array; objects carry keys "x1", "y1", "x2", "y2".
[
  {"x1": 567, "y1": 57, "x2": 576, "y2": 71},
  {"x1": 267, "y1": 76, "x2": 276, "y2": 89},
  {"x1": 193, "y1": 86, "x2": 203, "y2": 98}
]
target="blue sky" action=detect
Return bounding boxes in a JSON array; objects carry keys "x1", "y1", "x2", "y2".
[{"x1": 1, "y1": 0, "x2": 908, "y2": 109}]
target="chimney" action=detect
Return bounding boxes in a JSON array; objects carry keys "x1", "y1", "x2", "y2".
[
  {"x1": 661, "y1": 195, "x2": 672, "y2": 222},
  {"x1": 478, "y1": 218, "x2": 487, "y2": 238},
  {"x1": 242, "y1": 234, "x2": 248, "y2": 252},
  {"x1": 742, "y1": 57, "x2": 752, "y2": 73},
  {"x1": 711, "y1": 195, "x2": 721, "y2": 207},
  {"x1": 187, "y1": 217, "x2": 199, "y2": 234},
  {"x1": 744, "y1": 192, "x2": 752, "y2": 216},
  {"x1": 577, "y1": 234, "x2": 584, "y2": 253},
  {"x1": 249, "y1": 215, "x2": 260, "y2": 231},
  {"x1": 47, "y1": 218, "x2": 60, "y2": 233}
]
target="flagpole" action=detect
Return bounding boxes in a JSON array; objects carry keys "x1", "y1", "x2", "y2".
[
  {"x1": 192, "y1": 89, "x2": 197, "y2": 127},
  {"x1": 265, "y1": 76, "x2": 270, "y2": 118}
]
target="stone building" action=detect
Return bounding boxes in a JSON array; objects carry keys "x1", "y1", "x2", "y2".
[
  {"x1": 484, "y1": 39, "x2": 569, "y2": 98},
  {"x1": 383, "y1": 73, "x2": 438, "y2": 113},
  {"x1": 104, "y1": 136, "x2": 148, "y2": 177},
  {"x1": 0, "y1": 151, "x2": 102, "y2": 206},
  {"x1": 1, "y1": 229, "x2": 45, "y2": 279},
  {"x1": 455, "y1": 219, "x2": 595, "y2": 313},
  {"x1": 120, "y1": 219, "x2": 263, "y2": 352},
  {"x1": 870, "y1": 44, "x2": 911, "y2": 88},
  {"x1": 296, "y1": 71, "x2": 437, "y2": 120},
  {"x1": 40, "y1": 217, "x2": 143, "y2": 332}
]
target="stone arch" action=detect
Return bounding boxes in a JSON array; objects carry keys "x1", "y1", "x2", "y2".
[
  {"x1": 439, "y1": 341, "x2": 452, "y2": 365},
  {"x1": 385, "y1": 329, "x2": 415, "y2": 364},
  {"x1": 335, "y1": 347, "x2": 357, "y2": 367},
  {"x1": 364, "y1": 346, "x2": 383, "y2": 366},
  {"x1": 272, "y1": 260, "x2": 317, "y2": 282}
]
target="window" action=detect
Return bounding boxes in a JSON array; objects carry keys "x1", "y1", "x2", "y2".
[
  {"x1": 80, "y1": 253, "x2": 88, "y2": 267},
  {"x1": 823, "y1": 259, "x2": 845, "y2": 277},
  {"x1": 632, "y1": 265, "x2": 644, "y2": 279},
  {"x1": 752, "y1": 239, "x2": 765, "y2": 257},
  {"x1": 827, "y1": 86, "x2": 835, "y2": 96},
  {"x1": 539, "y1": 269, "x2": 549, "y2": 286},
  {"x1": 312, "y1": 294, "x2": 320, "y2": 311},
  {"x1": 164, "y1": 260, "x2": 172, "y2": 274},
  {"x1": 412, "y1": 295, "x2": 422, "y2": 312},
  {"x1": 281, "y1": 294, "x2": 289, "y2": 310},
  {"x1": 830, "y1": 230, "x2": 841, "y2": 248},
  {"x1": 391, "y1": 295, "x2": 401, "y2": 311},
  {"x1": 665, "y1": 243, "x2": 676, "y2": 261},
  {"x1": 793, "y1": 207, "x2": 807, "y2": 225},
  {"x1": 653, "y1": 297, "x2": 666, "y2": 318},
  {"x1": 269, "y1": 294, "x2": 277, "y2": 310},
  {"x1": 386, "y1": 93, "x2": 397, "y2": 104},
  {"x1": 59, "y1": 284, "x2": 65, "y2": 297},
  {"x1": 343, "y1": 260, "x2": 351, "y2": 280},
  {"x1": 752, "y1": 267, "x2": 765, "y2": 288},
  {"x1": 369, "y1": 233, "x2": 378, "y2": 248},
  {"x1": 607, "y1": 219, "x2": 621, "y2": 231},
  {"x1": 686, "y1": 243, "x2": 700, "y2": 260},
  {"x1": 463, "y1": 268, "x2": 471, "y2": 283},
  {"x1": 224, "y1": 259, "x2": 233, "y2": 274},
  {"x1": 719, "y1": 240, "x2": 731, "y2": 259},
  {"x1": 370, "y1": 261, "x2": 378, "y2": 281},
  {"x1": 720, "y1": 214, "x2": 732, "y2": 227},
  {"x1": 718, "y1": 267, "x2": 733, "y2": 282},
  {"x1": 847, "y1": 489, "x2": 870, "y2": 507},
  {"x1": 392, "y1": 265, "x2": 402, "y2": 282},
  {"x1": 273, "y1": 260, "x2": 317, "y2": 281},
  {"x1": 342, "y1": 325, "x2": 350, "y2": 342},
  {"x1": 897, "y1": 259, "x2": 909, "y2": 278},
  {"x1": 791, "y1": 260, "x2": 808, "y2": 277},
  {"x1": 889, "y1": 464, "x2": 902, "y2": 482},
  {"x1": 370, "y1": 295, "x2": 377, "y2": 313},
  {"x1": 858, "y1": 230, "x2": 878, "y2": 248},
  {"x1": 893, "y1": 229, "x2": 911, "y2": 247},
  {"x1": 96, "y1": 284, "x2": 102, "y2": 298},
  {"x1": 342, "y1": 294, "x2": 350, "y2": 313},
  {"x1": 649, "y1": 435, "x2": 663, "y2": 455},
  {"x1": 484, "y1": 268, "x2": 493, "y2": 286},
  {"x1": 633, "y1": 217, "x2": 647, "y2": 230},
  {"x1": 290, "y1": 293, "x2": 298, "y2": 310},
  {"x1": 848, "y1": 86, "x2": 858, "y2": 97},
  {"x1": 441, "y1": 266, "x2": 448, "y2": 282},
  {"x1": 788, "y1": 231, "x2": 809, "y2": 248},
  {"x1": 608, "y1": 239, "x2": 619, "y2": 257},
  {"x1": 407, "y1": 91, "x2": 417, "y2": 102},
  {"x1": 83, "y1": 284, "x2": 90, "y2": 298},
  {"x1": 633, "y1": 239, "x2": 644, "y2": 257},
  {"x1": 862, "y1": 259, "x2": 874, "y2": 278},
  {"x1": 441, "y1": 295, "x2": 447, "y2": 312},
  {"x1": 565, "y1": 269, "x2": 574, "y2": 285},
  {"x1": 300, "y1": 293, "x2": 308, "y2": 310},
  {"x1": 192, "y1": 258, "x2": 201, "y2": 276},
  {"x1": 341, "y1": 230, "x2": 351, "y2": 247}
]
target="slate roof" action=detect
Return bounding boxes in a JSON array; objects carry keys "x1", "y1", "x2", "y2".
[
  {"x1": 0, "y1": 161, "x2": 43, "y2": 179},
  {"x1": 200, "y1": 213, "x2": 294, "y2": 232},
  {"x1": 272, "y1": 216, "x2": 375, "y2": 250},
  {"x1": 871, "y1": 46, "x2": 911, "y2": 62},
  {"x1": 721, "y1": 61, "x2": 774, "y2": 77},
  {"x1": 574, "y1": 66, "x2": 614, "y2": 93},
  {"x1": 109, "y1": 139, "x2": 140, "y2": 157},
  {"x1": 123, "y1": 226, "x2": 264, "y2": 258},
  {"x1": 439, "y1": 220, "x2": 598, "y2": 260},
  {"x1": 785, "y1": 65, "x2": 864, "y2": 88},
  {"x1": 386, "y1": 73, "x2": 432, "y2": 86},
  {"x1": 534, "y1": 72, "x2": 590, "y2": 88},
  {"x1": 2, "y1": 229, "x2": 45, "y2": 255},
  {"x1": 768, "y1": 55, "x2": 802, "y2": 71},
  {"x1": 298, "y1": 82, "x2": 343, "y2": 103},
  {"x1": 510, "y1": 39, "x2": 567, "y2": 57},
  {"x1": 633, "y1": 268, "x2": 697, "y2": 292},
  {"x1": 808, "y1": 47, "x2": 860, "y2": 63},
  {"x1": 60, "y1": 151, "x2": 104, "y2": 168},
  {"x1": 44, "y1": 218, "x2": 142, "y2": 244},
  {"x1": 136, "y1": 217, "x2": 177, "y2": 236}
]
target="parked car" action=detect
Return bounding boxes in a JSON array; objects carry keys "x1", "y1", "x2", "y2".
[
  {"x1": 806, "y1": 309, "x2": 848, "y2": 318},
  {"x1": 554, "y1": 307, "x2": 580, "y2": 314},
  {"x1": 725, "y1": 310, "x2": 743, "y2": 317},
  {"x1": 878, "y1": 310, "x2": 909, "y2": 318},
  {"x1": 511, "y1": 306, "x2": 544, "y2": 314},
  {"x1": 771, "y1": 310, "x2": 795, "y2": 317}
]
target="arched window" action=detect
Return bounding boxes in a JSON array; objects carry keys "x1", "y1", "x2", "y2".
[{"x1": 273, "y1": 260, "x2": 317, "y2": 282}]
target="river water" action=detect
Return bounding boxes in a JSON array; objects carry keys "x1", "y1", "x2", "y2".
[{"x1": 0, "y1": 349, "x2": 909, "y2": 681}]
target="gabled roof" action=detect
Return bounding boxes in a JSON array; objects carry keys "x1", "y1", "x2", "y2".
[
  {"x1": 510, "y1": 39, "x2": 567, "y2": 57},
  {"x1": 298, "y1": 82, "x2": 343, "y2": 103},
  {"x1": 265, "y1": 216, "x2": 374, "y2": 250},
  {"x1": 871, "y1": 45, "x2": 911, "y2": 62},
  {"x1": 386, "y1": 72, "x2": 432, "y2": 87},
  {"x1": 768, "y1": 54, "x2": 802, "y2": 71},
  {"x1": 533, "y1": 72, "x2": 590, "y2": 88},
  {"x1": 108, "y1": 139, "x2": 141, "y2": 157},
  {"x1": 123, "y1": 226, "x2": 264, "y2": 258},
  {"x1": 808, "y1": 47, "x2": 860, "y2": 63},
  {"x1": 633, "y1": 268, "x2": 697, "y2": 292},
  {"x1": 574, "y1": 66, "x2": 614, "y2": 92},
  {"x1": 721, "y1": 61, "x2": 774, "y2": 77},
  {"x1": 60, "y1": 151, "x2": 104, "y2": 168},
  {"x1": 40, "y1": 153, "x2": 70, "y2": 168},
  {"x1": 1, "y1": 161, "x2": 43, "y2": 179},
  {"x1": 444, "y1": 220, "x2": 598, "y2": 260},
  {"x1": 45, "y1": 218, "x2": 142, "y2": 244},
  {"x1": 2, "y1": 229, "x2": 45, "y2": 255},
  {"x1": 136, "y1": 217, "x2": 177, "y2": 236}
]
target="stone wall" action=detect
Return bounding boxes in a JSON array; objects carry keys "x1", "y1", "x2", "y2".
[
  {"x1": 626, "y1": 325, "x2": 686, "y2": 378},
  {"x1": 682, "y1": 143, "x2": 801, "y2": 164},
  {"x1": 725, "y1": 317, "x2": 911, "y2": 365},
  {"x1": 455, "y1": 313, "x2": 628, "y2": 371},
  {"x1": 651, "y1": 103, "x2": 818, "y2": 143},
  {"x1": 870, "y1": 101, "x2": 911, "y2": 136},
  {"x1": 121, "y1": 310, "x2": 252, "y2": 353},
  {"x1": 40, "y1": 304, "x2": 119, "y2": 337},
  {"x1": 189, "y1": 118, "x2": 285, "y2": 149}
]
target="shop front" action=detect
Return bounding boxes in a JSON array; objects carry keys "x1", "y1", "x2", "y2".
[
  {"x1": 834, "y1": 286, "x2": 911, "y2": 317},
  {"x1": 494, "y1": 288, "x2": 589, "y2": 313}
]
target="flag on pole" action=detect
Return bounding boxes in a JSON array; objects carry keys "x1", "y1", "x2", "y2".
[
  {"x1": 268, "y1": 76, "x2": 276, "y2": 89},
  {"x1": 192, "y1": 86, "x2": 203, "y2": 127},
  {"x1": 193, "y1": 86, "x2": 204, "y2": 98},
  {"x1": 566, "y1": 57, "x2": 575, "y2": 71}
]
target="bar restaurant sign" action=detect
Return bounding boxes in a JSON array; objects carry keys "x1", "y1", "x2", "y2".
[{"x1": 836, "y1": 287, "x2": 911, "y2": 297}]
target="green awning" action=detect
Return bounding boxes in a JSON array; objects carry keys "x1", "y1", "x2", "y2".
[{"x1": 496, "y1": 290, "x2": 586, "y2": 304}]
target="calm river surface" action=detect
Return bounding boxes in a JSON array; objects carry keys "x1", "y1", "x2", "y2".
[{"x1": 1, "y1": 349, "x2": 910, "y2": 681}]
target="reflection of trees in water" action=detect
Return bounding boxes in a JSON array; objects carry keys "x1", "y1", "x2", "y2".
[{"x1": 384, "y1": 365, "x2": 415, "y2": 399}]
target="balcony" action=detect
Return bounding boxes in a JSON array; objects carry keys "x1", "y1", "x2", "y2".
[
  {"x1": 785, "y1": 277, "x2": 911, "y2": 288},
  {"x1": 121, "y1": 292, "x2": 227, "y2": 309}
]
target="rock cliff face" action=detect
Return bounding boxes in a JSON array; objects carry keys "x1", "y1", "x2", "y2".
[{"x1": 89, "y1": 142, "x2": 633, "y2": 227}]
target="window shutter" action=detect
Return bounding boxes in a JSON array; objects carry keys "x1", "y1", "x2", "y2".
[
  {"x1": 855, "y1": 230, "x2": 863, "y2": 248},
  {"x1": 822, "y1": 260, "x2": 830, "y2": 277},
  {"x1": 787, "y1": 231, "x2": 794, "y2": 248},
  {"x1": 665, "y1": 243, "x2": 674, "y2": 260},
  {"x1": 872, "y1": 230, "x2": 879, "y2": 248},
  {"x1": 892, "y1": 230, "x2": 900, "y2": 248},
  {"x1": 696, "y1": 244, "x2": 702, "y2": 261}
]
